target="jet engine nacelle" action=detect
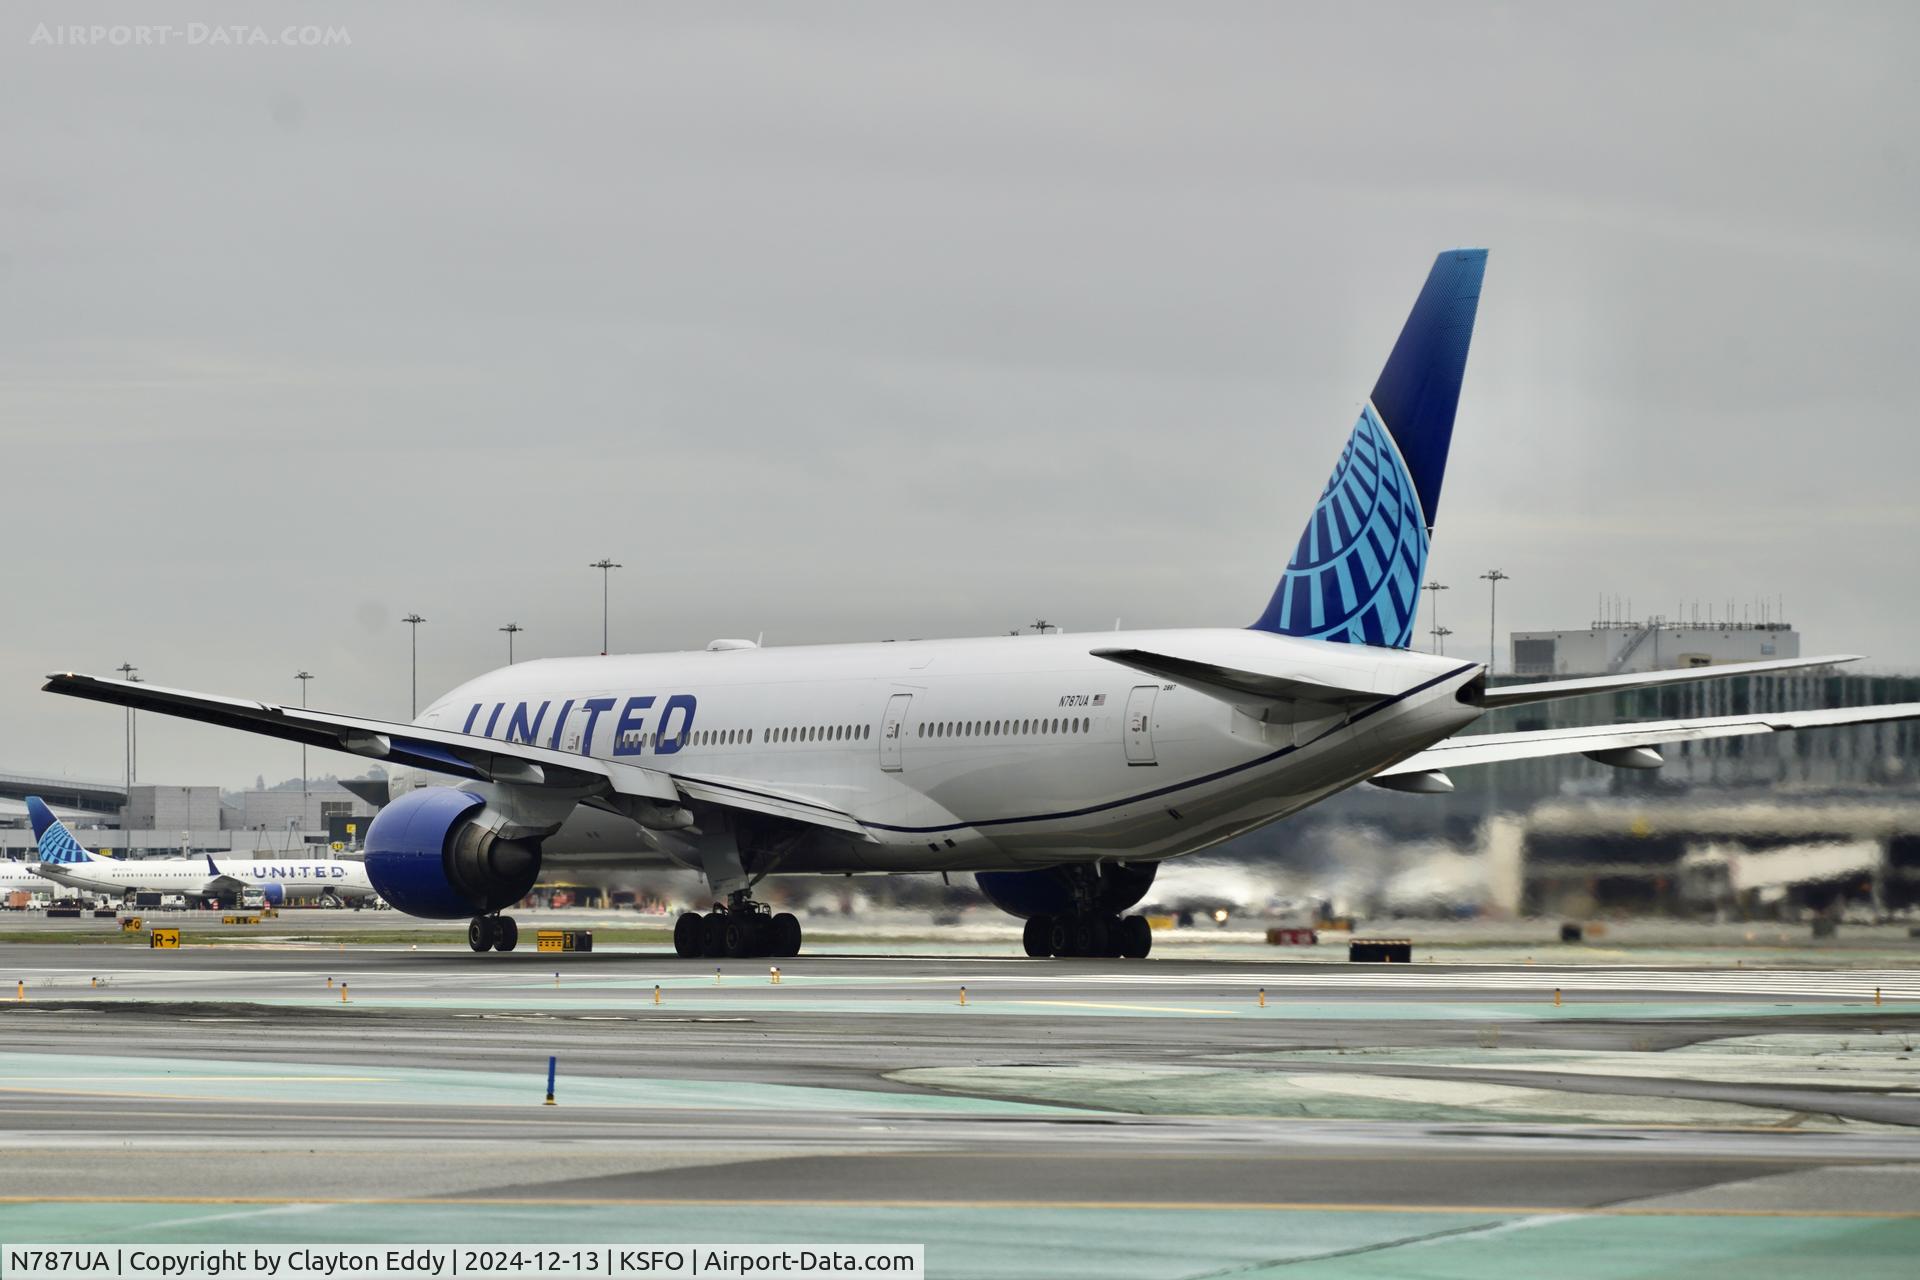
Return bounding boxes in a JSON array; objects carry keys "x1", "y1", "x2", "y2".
[
  {"x1": 363, "y1": 786, "x2": 542, "y2": 919},
  {"x1": 974, "y1": 862, "x2": 1158, "y2": 920}
]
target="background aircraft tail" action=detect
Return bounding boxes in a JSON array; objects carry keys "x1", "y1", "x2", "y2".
[
  {"x1": 26, "y1": 795, "x2": 97, "y2": 864},
  {"x1": 1251, "y1": 248, "x2": 1487, "y2": 647}
]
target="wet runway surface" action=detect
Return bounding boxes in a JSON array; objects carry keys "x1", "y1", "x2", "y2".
[{"x1": 2, "y1": 942, "x2": 1918, "y2": 1276}]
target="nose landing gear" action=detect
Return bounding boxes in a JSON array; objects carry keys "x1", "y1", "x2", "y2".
[
  {"x1": 673, "y1": 894, "x2": 801, "y2": 958},
  {"x1": 467, "y1": 913, "x2": 520, "y2": 953}
]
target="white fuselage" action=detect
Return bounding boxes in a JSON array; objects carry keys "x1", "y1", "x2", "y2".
[
  {"x1": 413, "y1": 628, "x2": 1484, "y2": 874},
  {"x1": 37, "y1": 857, "x2": 220, "y2": 899},
  {"x1": 0, "y1": 863, "x2": 54, "y2": 896}
]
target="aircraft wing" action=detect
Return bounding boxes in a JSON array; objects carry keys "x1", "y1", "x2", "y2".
[
  {"x1": 202, "y1": 855, "x2": 246, "y2": 895},
  {"x1": 42, "y1": 672, "x2": 871, "y2": 840},
  {"x1": 671, "y1": 775, "x2": 873, "y2": 837},
  {"x1": 1477, "y1": 653, "x2": 1860, "y2": 709},
  {"x1": 1375, "y1": 701, "x2": 1920, "y2": 777}
]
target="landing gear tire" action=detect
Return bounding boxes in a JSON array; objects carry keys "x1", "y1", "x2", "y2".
[
  {"x1": 468, "y1": 916, "x2": 495, "y2": 953},
  {"x1": 1073, "y1": 915, "x2": 1109, "y2": 959},
  {"x1": 673, "y1": 912, "x2": 705, "y2": 958},
  {"x1": 318, "y1": 893, "x2": 343, "y2": 909},
  {"x1": 723, "y1": 913, "x2": 759, "y2": 958},
  {"x1": 1039, "y1": 912, "x2": 1143, "y2": 958},
  {"x1": 494, "y1": 916, "x2": 519, "y2": 953},
  {"x1": 769, "y1": 912, "x2": 803, "y2": 958},
  {"x1": 701, "y1": 911, "x2": 729, "y2": 958}
]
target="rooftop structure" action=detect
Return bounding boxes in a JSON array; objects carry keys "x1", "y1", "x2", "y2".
[{"x1": 1511, "y1": 618, "x2": 1799, "y2": 677}]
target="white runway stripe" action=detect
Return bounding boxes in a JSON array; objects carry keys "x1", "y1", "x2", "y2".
[
  {"x1": 974, "y1": 968, "x2": 1920, "y2": 999},
  {"x1": 17, "y1": 963, "x2": 1920, "y2": 1001}
]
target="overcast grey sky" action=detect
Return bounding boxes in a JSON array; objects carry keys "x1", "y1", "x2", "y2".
[{"x1": 3, "y1": 2, "x2": 1916, "y2": 789}]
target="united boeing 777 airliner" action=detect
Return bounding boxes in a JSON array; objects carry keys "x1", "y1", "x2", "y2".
[{"x1": 47, "y1": 250, "x2": 1920, "y2": 957}]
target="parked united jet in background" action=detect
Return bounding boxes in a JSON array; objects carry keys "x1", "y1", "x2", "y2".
[
  {"x1": 26, "y1": 797, "x2": 372, "y2": 907},
  {"x1": 0, "y1": 860, "x2": 55, "y2": 899},
  {"x1": 45, "y1": 249, "x2": 1920, "y2": 958}
]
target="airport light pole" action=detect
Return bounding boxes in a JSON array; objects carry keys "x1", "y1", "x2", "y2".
[
  {"x1": 1430, "y1": 624, "x2": 1453, "y2": 656},
  {"x1": 589, "y1": 559, "x2": 621, "y2": 655},
  {"x1": 500, "y1": 622, "x2": 523, "y2": 665},
  {"x1": 1421, "y1": 581, "x2": 1449, "y2": 654},
  {"x1": 403, "y1": 614, "x2": 426, "y2": 717},
  {"x1": 1479, "y1": 569, "x2": 1510, "y2": 674},
  {"x1": 296, "y1": 671, "x2": 313, "y2": 815},
  {"x1": 115, "y1": 663, "x2": 137, "y2": 800},
  {"x1": 128, "y1": 673, "x2": 142, "y2": 783}
]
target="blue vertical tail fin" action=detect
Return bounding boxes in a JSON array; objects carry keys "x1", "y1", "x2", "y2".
[
  {"x1": 1252, "y1": 248, "x2": 1487, "y2": 647},
  {"x1": 26, "y1": 796, "x2": 97, "y2": 864}
]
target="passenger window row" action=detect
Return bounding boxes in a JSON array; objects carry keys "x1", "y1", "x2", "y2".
[
  {"x1": 620, "y1": 728, "x2": 755, "y2": 751},
  {"x1": 766, "y1": 724, "x2": 873, "y2": 745},
  {"x1": 917, "y1": 717, "x2": 1091, "y2": 739}
]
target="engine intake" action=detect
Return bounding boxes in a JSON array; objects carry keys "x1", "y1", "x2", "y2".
[{"x1": 363, "y1": 786, "x2": 542, "y2": 919}]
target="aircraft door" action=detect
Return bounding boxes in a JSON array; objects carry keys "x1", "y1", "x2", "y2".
[
  {"x1": 1124, "y1": 685, "x2": 1159, "y2": 765},
  {"x1": 879, "y1": 692, "x2": 913, "y2": 772}
]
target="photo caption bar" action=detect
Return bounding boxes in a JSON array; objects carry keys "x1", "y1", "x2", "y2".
[{"x1": 3, "y1": 1246, "x2": 924, "y2": 1280}]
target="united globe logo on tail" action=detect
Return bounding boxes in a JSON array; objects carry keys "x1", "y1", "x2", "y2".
[
  {"x1": 25, "y1": 796, "x2": 93, "y2": 865},
  {"x1": 1252, "y1": 247, "x2": 1486, "y2": 650},
  {"x1": 1266, "y1": 403, "x2": 1427, "y2": 646}
]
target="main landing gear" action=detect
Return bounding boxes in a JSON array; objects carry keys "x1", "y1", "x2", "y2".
[
  {"x1": 673, "y1": 895, "x2": 802, "y2": 959},
  {"x1": 468, "y1": 914, "x2": 519, "y2": 953},
  {"x1": 1023, "y1": 912, "x2": 1152, "y2": 959}
]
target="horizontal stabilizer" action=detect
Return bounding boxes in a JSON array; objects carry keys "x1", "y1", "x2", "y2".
[
  {"x1": 1090, "y1": 647, "x2": 1382, "y2": 721},
  {"x1": 1376, "y1": 700, "x2": 1920, "y2": 778},
  {"x1": 1478, "y1": 654, "x2": 1861, "y2": 709}
]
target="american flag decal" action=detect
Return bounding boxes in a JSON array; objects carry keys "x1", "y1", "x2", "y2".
[{"x1": 1092, "y1": 693, "x2": 1106, "y2": 706}]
